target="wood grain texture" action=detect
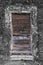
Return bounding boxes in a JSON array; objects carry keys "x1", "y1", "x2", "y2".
[{"x1": 12, "y1": 13, "x2": 31, "y2": 35}]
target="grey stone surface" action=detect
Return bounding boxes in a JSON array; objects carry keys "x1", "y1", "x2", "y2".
[{"x1": 0, "y1": 0, "x2": 43, "y2": 65}]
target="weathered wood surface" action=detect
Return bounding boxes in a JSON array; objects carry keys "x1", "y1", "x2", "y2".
[
  {"x1": 11, "y1": 13, "x2": 32, "y2": 55},
  {"x1": 12, "y1": 13, "x2": 31, "y2": 35}
]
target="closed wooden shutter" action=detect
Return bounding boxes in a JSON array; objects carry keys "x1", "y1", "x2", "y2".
[{"x1": 11, "y1": 13, "x2": 32, "y2": 55}]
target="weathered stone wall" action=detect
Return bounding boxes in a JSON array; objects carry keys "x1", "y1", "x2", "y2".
[{"x1": 0, "y1": 0, "x2": 43, "y2": 65}]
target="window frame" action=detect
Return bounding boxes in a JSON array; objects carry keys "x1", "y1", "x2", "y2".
[{"x1": 5, "y1": 4, "x2": 37, "y2": 60}]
